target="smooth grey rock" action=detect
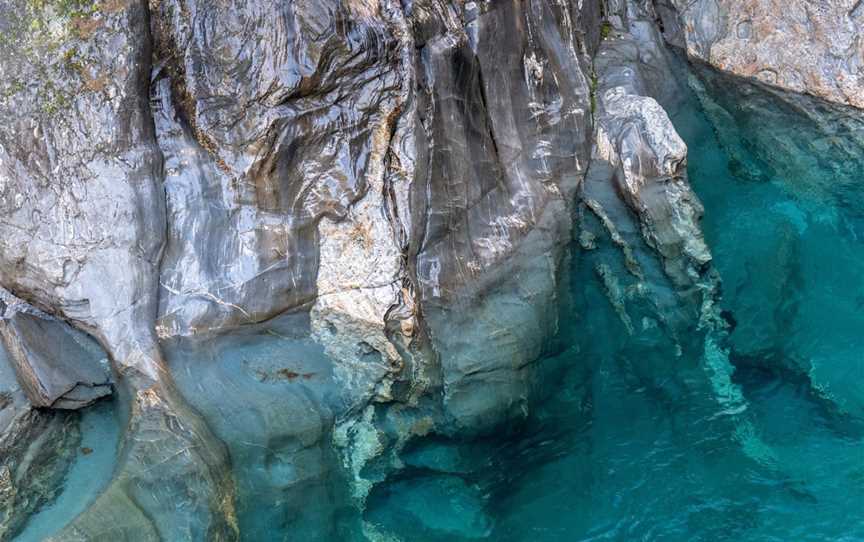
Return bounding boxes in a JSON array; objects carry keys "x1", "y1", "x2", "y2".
[
  {"x1": 146, "y1": 0, "x2": 602, "y2": 511},
  {"x1": 150, "y1": 0, "x2": 408, "y2": 341},
  {"x1": 164, "y1": 314, "x2": 343, "y2": 542},
  {"x1": 0, "y1": 1, "x2": 236, "y2": 539},
  {"x1": 657, "y1": 0, "x2": 864, "y2": 109},
  {"x1": 0, "y1": 306, "x2": 111, "y2": 410},
  {"x1": 410, "y1": 0, "x2": 594, "y2": 435}
]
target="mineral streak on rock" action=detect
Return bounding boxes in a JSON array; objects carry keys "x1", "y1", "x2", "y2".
[
  {"x1": 0, "y1": 0, "x2": 236, "y2": 539},
  {"x1": 0, "y1": 0, "x2": 859, "y2": 539}
]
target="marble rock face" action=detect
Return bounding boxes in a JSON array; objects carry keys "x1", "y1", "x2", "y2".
[
  {"x1": 0, "y1": 1, "x2": 235, "y2": 539},
  {"x1": 409, "y1": 0, "x2": 595, "y2": 434},
  {"x1": 0, "y1": 0, "x2": 754, "y2": 538},
  {"x1": 0, "y1": 294, "x2": 112, "y2": 410},
  {"x1": 0, "y1": 0, "x2": 603, "y2": 535},
  {"x1": 656, "y1": 0, "x2": 864, "y2": 109}
]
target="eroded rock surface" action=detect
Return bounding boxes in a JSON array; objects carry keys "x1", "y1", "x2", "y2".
[
  {"x1": 656, "y1": 0, "x2": 864, "y2": 108},
  {"x1": 0, "y1": 295, "x2": 112, "y2": 410},
  {"x1": 4, "y1": 0, "x2": 855, "y2": 539},
  {"x1": 582, "y1": 0, "x2": 721, "y2": 365},
  {"x1": 0, "y1": 1, "x2": 235, "y2": 539},
  {"x1": 405, "y1": 0, "x2": 596, "y2": 435}
]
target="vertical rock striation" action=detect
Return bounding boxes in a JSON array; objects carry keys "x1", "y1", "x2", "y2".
[
  {"x1": 6, "y1": 0, "x2": 851, "y2": 537},
  {"x1": 0, "y1": 1, "x2": 236, "y2": 539}
]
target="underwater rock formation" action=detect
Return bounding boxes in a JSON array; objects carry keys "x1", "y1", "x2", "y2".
[
  {"x1": 685, "y1": 66, "x2": 864, "y2": 419},
  {"x1": 581, "y1": 0, "x2": 722, "y2": 368},
  {"x1": 0, "y1": 0, "x2": 861, "y2": 539}
]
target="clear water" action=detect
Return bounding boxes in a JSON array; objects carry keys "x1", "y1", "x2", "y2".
[
  {"x1": 10, "y1": 67, "x2": 864, "y2": 540},
  {"x1": 362, "y1": 76, "x2": 864, "y2": 539},
  {"x1": 14, "y1": 400, "x2": 120, "y2": 542}
]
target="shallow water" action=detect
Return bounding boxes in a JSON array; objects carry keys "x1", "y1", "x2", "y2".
[
  {"x1": 15, "y1": 401, "x2": 120, "y2": 542},
  {"x1": 10, "y1": 66, "x2": 864, "y2": 541},
  {"x1": 362, "y1": 74, "x2": 864, "y2": 539}
]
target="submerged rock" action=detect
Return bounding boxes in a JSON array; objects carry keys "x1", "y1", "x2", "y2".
[
  {"x1": 685, "y1": 64, "x2": 864, "y2": 419},
  {"x1": 365, "y1": 473, "x2": 492, "y2": 540},
  {"x1": 0, "y1": 338, "x2": 80, "y2": 541}
]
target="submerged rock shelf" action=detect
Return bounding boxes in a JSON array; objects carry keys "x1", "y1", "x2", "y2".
[{"x1": 0, "y1": 1, "x2": 862, "y2": 540}]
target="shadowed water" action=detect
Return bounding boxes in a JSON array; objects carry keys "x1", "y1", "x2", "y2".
[
  {"x1": 14, "y1": 401, "x2": 120, "y2": 542},
  {"x1": 12, "y1": 65, "x2": 864, "y2": 541},
  {"x1": 361, "y1": 70, "x2": 864, "y2": 540}
]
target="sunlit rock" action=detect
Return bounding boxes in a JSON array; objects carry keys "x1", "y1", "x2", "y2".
[
  {"x1": 656, "y1": 0, "x2": 864, "y2": 109},
  {"x1": 0, "y1": 1, "x2": 235, "y2": 538}
]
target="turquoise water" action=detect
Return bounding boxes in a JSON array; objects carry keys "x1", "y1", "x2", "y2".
[
  {"x1": 363, "y1": 74, "x2": 864, "y2": 540},
  {"x1": 499, "y1": 78, "x2": 864, "y2": 539},
  {"x1": 9, "y1": 67, "x2": 864, "y2": 540},
  {"x1": 14, "y1": 400, "x2": 120, "y2": 542}
]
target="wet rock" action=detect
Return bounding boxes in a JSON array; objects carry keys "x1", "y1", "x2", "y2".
[
  {"x1": 0, "y1": 338, "x2": 80, "y2": 541},
  {"x1": 149, "y1": 0, "x2": 409, "y2": 346},
  {"x1": 147, "y1": 0, "x2": 603, "y2": 510},
  {"x1": 656, "y1": 0, "x2": 864, "y2": 109},
  {"x1": 0, "y1": 0, "x2": 770, "y2": 537},
  {"x1": 164, "y1": 316, "x2": 342, "y2": 542},
  {"x1": 583, "y1": 0, "x2": 720, "y2": 360}
]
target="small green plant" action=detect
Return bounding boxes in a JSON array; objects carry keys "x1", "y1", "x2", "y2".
[{"x1": 600, "y1": 21, "x2": 613, "y2": 40}]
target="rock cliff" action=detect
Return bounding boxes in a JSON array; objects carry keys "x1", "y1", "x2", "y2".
[{"x1": 0, "y1": 0, "x2": 860, "y2": 539}]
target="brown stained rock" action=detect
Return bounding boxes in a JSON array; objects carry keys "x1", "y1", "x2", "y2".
[{"x1": 660, "y1": 0, "x2": 864, "y2": 108}]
